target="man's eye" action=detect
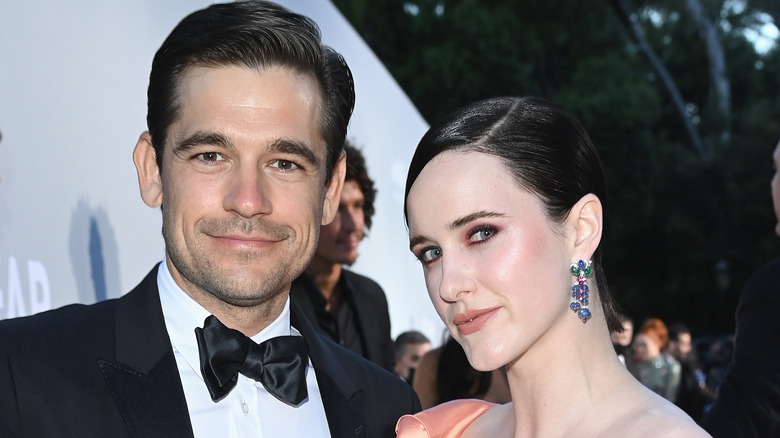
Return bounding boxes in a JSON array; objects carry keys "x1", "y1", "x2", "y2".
[
  {"x1": 271, "y1": 159, "x2": 300, "y2": 171},
  {"x1": 197, "y1": 152, "x2": 223, "y2": 162}
]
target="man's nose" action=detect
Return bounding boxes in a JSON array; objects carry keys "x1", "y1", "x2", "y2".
[{"x1": 223, "y1": 166, "x2": 273, "y2": 218}]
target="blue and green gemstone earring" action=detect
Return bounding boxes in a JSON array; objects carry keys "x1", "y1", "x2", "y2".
[{"x1": 569, "y1": 259, "x2": 593, "y2": 323}]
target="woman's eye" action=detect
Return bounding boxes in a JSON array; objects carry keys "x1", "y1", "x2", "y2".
[
  {"x1": 469, "y1": 226, "x2": 496, "y2": 243},
  {"x1": 271, "y1": 159, "x2": 300, "y2": 171},
  {"x1": 418, "y1": 247, "x2": 442, "y2": 264}
]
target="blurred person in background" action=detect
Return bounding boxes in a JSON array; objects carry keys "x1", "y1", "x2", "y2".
[
  {"x1": 610, "y1": 312, "x2": 633, "y2": 366},
  {"x1": 290, "y1": 141, "x2": 397, "y2": 371},
  {"x1": 394, "y1": 330, "x2": 431, "y2": 384},
  {"x1": 664, "y1": 322, "x2": 716, "y2": 422},
  {"x1": 700, "y1": 139, "x2": 780, "y2": 437},
  {"x1": 412, "y1": 336, "x2": 510, "y2": 410},
  {"x1": 629, "y1": 317, "x2": 682, "y2": 402}
]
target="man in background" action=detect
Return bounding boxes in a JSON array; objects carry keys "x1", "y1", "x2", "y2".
[
  {"x1": 394, "y1": 330, "x2": 432, "y2": 384},
  {"x1": 665, "y1": 322, "x2": 716, "y2": 422},
  {"x1": 291, "y1": 142, "x2": 396, "y2": 371},
  {"x1": 700, "y1": 139, "x2": 780, "y2": 436},
  {"x1": 611, "y1": 313, "x2": 634, "y2": 366}
]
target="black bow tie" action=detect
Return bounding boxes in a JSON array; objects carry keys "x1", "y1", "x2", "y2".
[{"x1": 194, "y1": 315, "x2": 309, "y2": 405}]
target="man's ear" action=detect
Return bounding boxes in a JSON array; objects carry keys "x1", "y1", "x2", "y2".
[
  {"x1": 133, "y1": 132, "x2": 163, "y2": 208},
  {"x1": 321, "y1": 151, "x2": 346, "y2": 225},
  {"x1": 568, "y1": 193, "x2": 603, "y2": 259}
]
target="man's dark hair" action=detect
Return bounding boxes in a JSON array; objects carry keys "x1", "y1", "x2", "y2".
[
  {"x1": 668, "y1": 322, "x2": 691, "y2": 342},
  {"x1": 344, "y1": 141, "x2": 377, "y2": 229},
  {"x1": 146, "y1": 1, "x2": 355, "y2": 179},
  {"x1": 393, "y1": 330, "x2": 430, "y2": 358}
]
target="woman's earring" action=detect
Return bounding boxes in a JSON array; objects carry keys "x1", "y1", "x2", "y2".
[{"x1": 569, "y1": 259, "x2": 593, "y2": 323}]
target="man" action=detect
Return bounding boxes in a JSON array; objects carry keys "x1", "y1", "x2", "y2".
[
  {"x1": 664, "y1": 323, "x2": 715, "y2": 422},
  {"x1": 700, "y1": 139, "x2": 780, "y2": 437},
  {"x1": 291, "y1": 142, "x2": 396, "y2": 371},
  {"x1": 393, "y1": 330, "x2": 431, "y2": 384},
  {"x1": 0, "y1": 3, "x2": 419, "y2": 437},
  {"x1": 610, "y1": 313, "x2": 633, "y2": 366}
]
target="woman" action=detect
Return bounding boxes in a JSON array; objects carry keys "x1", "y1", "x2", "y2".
[
  {"x1": 629, "y1": 318, "x2": 682, "y2": 402},
  {"x1": 397, "y1": 97, "x2": 709, "y2": 437}
]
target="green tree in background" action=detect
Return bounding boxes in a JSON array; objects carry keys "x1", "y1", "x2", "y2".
[{"x1": 333, "y1": 0, "x2": 780, "y2": 336}]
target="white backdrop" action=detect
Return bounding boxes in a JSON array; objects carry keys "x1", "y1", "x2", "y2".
[{"x1": 0, "y1": 1, "x2": 445, "y2": 344}]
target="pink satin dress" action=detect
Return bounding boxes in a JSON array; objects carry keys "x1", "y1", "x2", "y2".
[{"x1": 395, "y1": 399, "x2": 496, "y2": 438}]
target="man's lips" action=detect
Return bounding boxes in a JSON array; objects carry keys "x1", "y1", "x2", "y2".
[
  {"x1": 337, "y1": 234, "x2": 362, "y2": 245},
  {"x1": 211, "y1": 234, "x2": 281, "y2": 249}
]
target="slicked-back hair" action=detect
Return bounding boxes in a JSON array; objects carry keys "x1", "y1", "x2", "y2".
[
  {"x1": 404, "y1": 96, "x2": 622, "y2": 332},
  {"x1": 344, "y1": 141, "x2": 377, "y2": 229},
  {"x1": 146, "y1": 1, "x2": 355, "y2": 179}
]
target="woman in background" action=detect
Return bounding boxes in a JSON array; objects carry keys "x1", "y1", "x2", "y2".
[
  {"x1": 412, "y1": 335, "x2": 511, "y2": 410},
  {"x1": 628, "y1": 317, "x2": 682, "y2": 401},
  {"x1": 396, "y1": 96, "x2": 709, "y2": 437}
]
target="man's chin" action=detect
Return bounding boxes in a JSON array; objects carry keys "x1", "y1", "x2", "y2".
[{"x1": 341, "y1": 253, "x2": 359, "y2": 266}]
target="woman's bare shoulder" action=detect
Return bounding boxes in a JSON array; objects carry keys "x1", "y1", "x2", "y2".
[{"x1": 605, "y1": 393, "x2": 711, "y2": 438}]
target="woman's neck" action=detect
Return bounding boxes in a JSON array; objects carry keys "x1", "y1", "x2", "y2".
[{"x1": 503, "y1": 315, "x2": 632, "y2": 437}]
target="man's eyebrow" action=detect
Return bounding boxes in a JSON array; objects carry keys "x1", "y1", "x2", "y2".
[
  {"x1": 268, "y1": 138, "x2": 320, "y2": 168},
  {"x1": 173, "y1": 131, "x2": 233, "y2": 154},
  {"x1": 171, "y1": 134, "x2": 320, "y2": 168}
]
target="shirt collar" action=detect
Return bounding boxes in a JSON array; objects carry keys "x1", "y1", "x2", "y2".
[{"x1": 157, "y1": 258, "x2": 294, "y2": 379}]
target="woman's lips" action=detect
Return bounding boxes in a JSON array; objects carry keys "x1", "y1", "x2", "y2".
[{"x1": 453, "y1": 307, "x2": 500, "y2": 335}]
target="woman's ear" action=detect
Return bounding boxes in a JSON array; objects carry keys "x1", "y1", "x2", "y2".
[
  {"x1": 568, "y1": 193, "x2": 603, "y2": 259},
  {"x1": 133, "y1": 132, "x2": 163, "y2": 208},
  {"x1": 321, "y1": 151, "x2": 346, "y2": 225}
]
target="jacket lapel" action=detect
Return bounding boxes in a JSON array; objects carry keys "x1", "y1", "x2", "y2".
[
  {"x1": 291, "y1": 302, "x2": 367, "y2": 437},
  {"x1": 101, "y1": 265, "x2": 195, "y2": 438}
]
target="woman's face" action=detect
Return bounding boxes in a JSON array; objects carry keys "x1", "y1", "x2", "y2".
[{"x1": 406, "y1": 151, "x2": 573, "y2": 371}]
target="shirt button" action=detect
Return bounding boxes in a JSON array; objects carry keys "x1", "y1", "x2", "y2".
[{"x1": 242, "y1": 402, "x2": 249, "y2": 414}]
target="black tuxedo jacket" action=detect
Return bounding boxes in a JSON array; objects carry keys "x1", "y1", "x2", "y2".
[
  {"x1": 290, "y1": 270, "x2": 395, "y2": 372},
  {"x1": 0, "y1": 266, "x2": 419, "y2": 437},
  {"x1": 700, "y1": 257, "x2": 780, "y2": 437}
]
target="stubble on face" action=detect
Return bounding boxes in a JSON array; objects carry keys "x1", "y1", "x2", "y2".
[
  {"x1": 156, "y1": 66, "x2": 329, "y2": 321},
  {"x1": 163, "y1": 210, "x2": 312, "y2": 308}
]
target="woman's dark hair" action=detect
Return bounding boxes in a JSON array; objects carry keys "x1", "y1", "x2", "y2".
[
  {"x1": 146, "y1": 1, "x2": 354, "y2": 180},
  {"x1": 437, "y1": 337, "x2": 491, "y2": 404},
  {"x1": 404, "y1": 96, "x2": 621, "y2": 332}
]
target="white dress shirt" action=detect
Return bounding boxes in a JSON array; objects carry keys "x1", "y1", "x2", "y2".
[{"x1": 157, "y1": 259, "x2": 331, "y2": 438}]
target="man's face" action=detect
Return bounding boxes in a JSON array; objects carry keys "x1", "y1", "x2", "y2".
[
  {"x1": 610, "y1": 320, "x2": 633, "y2": 347},
  {"x1": 771, "y1": 140, "x2": 780, "y2": 236},
  {"x1": 671, "y1": 332, "x2": 692, "y2": 359},
  {"x1": 314, "y1": 179, "x2": 365, "y2": 266},
  {"x1": 135, "y1": 65, "x2": 343, "y2": 309},
  {"x1": 394, "y1": 342, "x2": 431, "y2": 381}
]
